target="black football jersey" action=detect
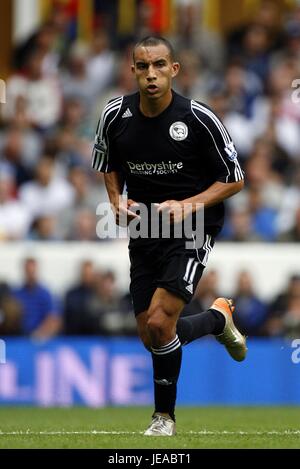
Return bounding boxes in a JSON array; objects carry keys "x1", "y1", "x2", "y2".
[{"x1": 92, "y1": 90, "x2": 244, "y2": 235}]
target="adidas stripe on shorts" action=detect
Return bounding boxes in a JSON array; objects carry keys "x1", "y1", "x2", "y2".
[{"x1": 129, "y1": 234, "x2": 215, "y2": 315}]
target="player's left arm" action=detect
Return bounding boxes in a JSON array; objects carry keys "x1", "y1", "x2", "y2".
[
  {"x1": 183, "y1": 179, "x2": 244, "y2": 211},
  {"x1": 188, "y1": 100, "x2": 245, "y2": 210},
  {"x1": 157, "y1": 180, "x2": 243, "y2": 222}
]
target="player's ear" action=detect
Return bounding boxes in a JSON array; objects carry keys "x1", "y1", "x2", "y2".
[
  {"x1": 171, "y1": 62, "x2": 180, "y2": 78},
  {"x1": 131, "y1": 64, "x2": 135, "y2": 74}
]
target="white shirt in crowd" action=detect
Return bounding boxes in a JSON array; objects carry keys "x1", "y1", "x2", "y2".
[
  {"x1": 0, "y1": 200, "x2": 31, "y2": 240},
  {"x1": 19, "y1": 177, "x2": 75, "y2": 221},
  {"x1": 3, "y1": 75, "x2": 62, "y2": 128}
]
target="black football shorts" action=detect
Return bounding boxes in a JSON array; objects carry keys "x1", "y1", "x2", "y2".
[{"x1": 129, "y1": 233, "x2": 215, "y2": 315}]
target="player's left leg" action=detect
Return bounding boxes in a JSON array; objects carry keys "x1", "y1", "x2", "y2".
[
  {"x1": 156, "y1": 237, "x2": 247, "y2": 361},
  {"x1": 177, "y1": 305, "x2": 225, "y2": 344},
  {"x1": 177, "y1": 298, "x2": 247, "y2": 361},
  {"x1": 137, "y1": 297, "x2": 248, "y2": 362},
  {"x1": 141, "y1": 287, "x2": 185, "y2": 436}
]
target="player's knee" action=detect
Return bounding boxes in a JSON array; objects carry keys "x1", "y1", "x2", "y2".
[
  {"x1": 146, "y1": 304, "x2": 169, "y2": 344},
  {"x1": 139, "y1": 331, "x2": 151, "y2": 351},
  {"x1": 147, "y1": 312, "x2": 164, "y2": 335},
  {"x1": 136, "y1": 319, "x2": 152, "y2": 351}
]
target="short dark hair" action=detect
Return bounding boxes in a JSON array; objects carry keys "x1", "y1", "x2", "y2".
[
  {"x1": 24, "y1": 257, "x2": 37, "y2": 266},
  {"x1": 133, "y1": 36, "x2": 175, "y2": 62}
]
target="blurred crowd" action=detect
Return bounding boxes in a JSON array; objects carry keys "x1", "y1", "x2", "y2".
[
  {"x1": 0, "y1": 1, "x2": 300, "y2": 339},
  {"x1": 1, "y1": 257, "x2": 300, "y2": 339},
  {"x1": 0, "y1": 257, "x2": 136, "y2": 338},
  {"x1": 0, "y1": 0, "x2": 299, "y2": 242}
]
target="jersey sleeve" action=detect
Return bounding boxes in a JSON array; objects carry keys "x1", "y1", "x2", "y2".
[
  {"x1": 190, "y1": 100, "x2": 244, "y2": 183},
  {"x1": 92, "y1": 96, "x2": 123, "y2": 173}
]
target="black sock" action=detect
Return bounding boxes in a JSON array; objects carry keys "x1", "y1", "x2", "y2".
[
  {"x1": 151, "y1": 335, "x2": 182, "y2": 421},
  {"x1": 177, "y1": 309, "x2": 225, "y2": 345}
]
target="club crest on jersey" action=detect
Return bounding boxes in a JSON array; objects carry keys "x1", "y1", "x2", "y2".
[
  {"x1": 224, "y1": 142, "x2": 238, "y2": 161},
  {"x1": 169, "y1": 122, "x2": 188, "y2": 141}
]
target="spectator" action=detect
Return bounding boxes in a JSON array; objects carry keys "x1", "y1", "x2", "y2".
[
  {"x1": 0, "y1": 124, "x2": 43, "y2": 172},
  {"x1": 241, "y1": 24, "x2": 272, "y2": 84},
  {"x1": 12, "y1": 258, "x2": 62, "y2": 338},
  {"x1": 19, "y1": 155, "x2": 75, "y2": 222},
  {"x1": 66, "y1": 208, "x2": 98, "y2": 241},
  {"x1": 221, "y1": 208, "x2": 262, "y2": 242},
  {"x1": 247, "y1": 186, "x2": 277, "y2": 241},
  {"x1": 174, "y1": 49, "x2": 208, "y2": 102},
  {"x1": 90, "y1": 270, "x2": 126, "y2": 335},
  {"x1": 207, "y1": 87, "x2": 256, "y2": 159},
  {"x1": 281, "y1": 294, "x2": 300, "y2": 339},
  {"x1": 57, "y1": 164, "x2": 99, "y2": 239},
  {"x1": 51, "y1": 125, "x2": 91, "y2": 171},
  {"x1": 264, "y1": 275, "x2": 300, "y2": 337},
  {"x1": 86, "y1": 31, "x2": 116, "y2": 97},
  {"x1": 65, "y1": 270, "x2": 125, "y2": 335},
  {"x1": 233, "y1": 271, "x2": 268, "y2": 336},
  {"x1": 3, "y1": 51, "x2": 62, "y2": 130},
  {"x1": 278, "y1": 207, "x2": 300, "y2": 242},
  {"x1": 223, "y1": 61, "x2": 262, "y2": 118},
  {"x1": 68, "y1": 164, "x2": 99, "y2": 208},
  {"x1": 0, "y1": 282, "x2": 22, "y2": 335},
  {"x1": 60, "y1": 42, "x2": 96, "y2": 109},
  {"x1": 268, "y1": 57, "x2": 300, "y2": 125},
  {"x1": 173, "y1": 0, "x2": 225, "y2": 72},
  {"x1": 0, "y1": 1, "x2": 300, "y2": 251},
  {"x1": 0, "y1": 163, "x2": 31, "y2": 240},
  {"x1": 64, "y1": 260, "x2": 136, "y2": 336},
  {"x1": 96, "y1": 51, "x2": 137, "y2": 116},
  {"x1": 64, "y1": 260, "x2": 96, "y2": 335},
  {"x1": 59, "y1": 97, "x2": 91, "y2": 140},
  {"x1": 284, "y1": 13, "x2": 300, "y2": 60},
  {"x1": 227, "y1": 0, "x2": 284, "y2": 57},
  {"x1": 243, "y1": 143, "x2": 286, "y2": 209},
  {"x1": 13, "y1": 22, "x2": 61, "y2": 75},
  {"x1": 0, "y1": 127, "x2": 35, "y2": 187},
  {"x1": 276, "y1": 165, "x2": 300, "y2": 238},
  {"x1": 252, "y1": 93, "x2": 300, "y2": 161},
  {"x1": 27, "y1": 215, "x2": 58, "y2": 241}
]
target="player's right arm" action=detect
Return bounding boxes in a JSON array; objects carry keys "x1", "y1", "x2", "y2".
[
  {"x1": 104, "y1": 172, "x2": 139, "y2": 226},
  {"x1": 92, "y1": 96, "x2": 139, "y2": 226}
]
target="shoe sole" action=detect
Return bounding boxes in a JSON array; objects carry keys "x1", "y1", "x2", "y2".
[{"x1": 144, "y1": 432, "x2": 176, "y2": 436}]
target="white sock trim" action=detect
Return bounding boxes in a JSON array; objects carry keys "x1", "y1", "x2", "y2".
[{"x1": 151, "y1": 335, "x2": 181, "y2": 355}]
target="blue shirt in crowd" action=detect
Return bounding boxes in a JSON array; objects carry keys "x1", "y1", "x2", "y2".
[{"x1": 13, "y1": 284, "x2": 59, "y2": 334}]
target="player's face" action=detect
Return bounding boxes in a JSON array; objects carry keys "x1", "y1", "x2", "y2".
[{"x1": 132, "y1": 44, "x2": 180, "y2": 100}]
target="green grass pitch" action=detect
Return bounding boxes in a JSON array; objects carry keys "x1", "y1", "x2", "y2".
[{"x1": 0, "y1": 407, "x2": 299, "y2": 449}]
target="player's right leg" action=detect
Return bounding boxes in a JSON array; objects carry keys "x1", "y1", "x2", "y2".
[
  {"x1": 130, "y1": 244, "x2": 181, "y2": 435},
  {"x1": 136, "y1": 310, "x2": 151, "y2": 350},
  {"x1": 137, "y1": 287, "x2": 185, "y2": 436}
]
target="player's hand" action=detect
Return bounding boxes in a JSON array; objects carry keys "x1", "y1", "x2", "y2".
[
  {"x1": 112, "y1": 198, "x2": 141, "y2": 226},
  {"x1": 155, "y1": 200, "x2": 192, "y2": 224}
]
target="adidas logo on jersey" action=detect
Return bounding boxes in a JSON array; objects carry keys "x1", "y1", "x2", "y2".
[
  {"x1": 185, "y1": 283, "x2": 194, "y2": 294},
  {"x1": 122, "y1": 108, "x2": 132, "y2": 118}
]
